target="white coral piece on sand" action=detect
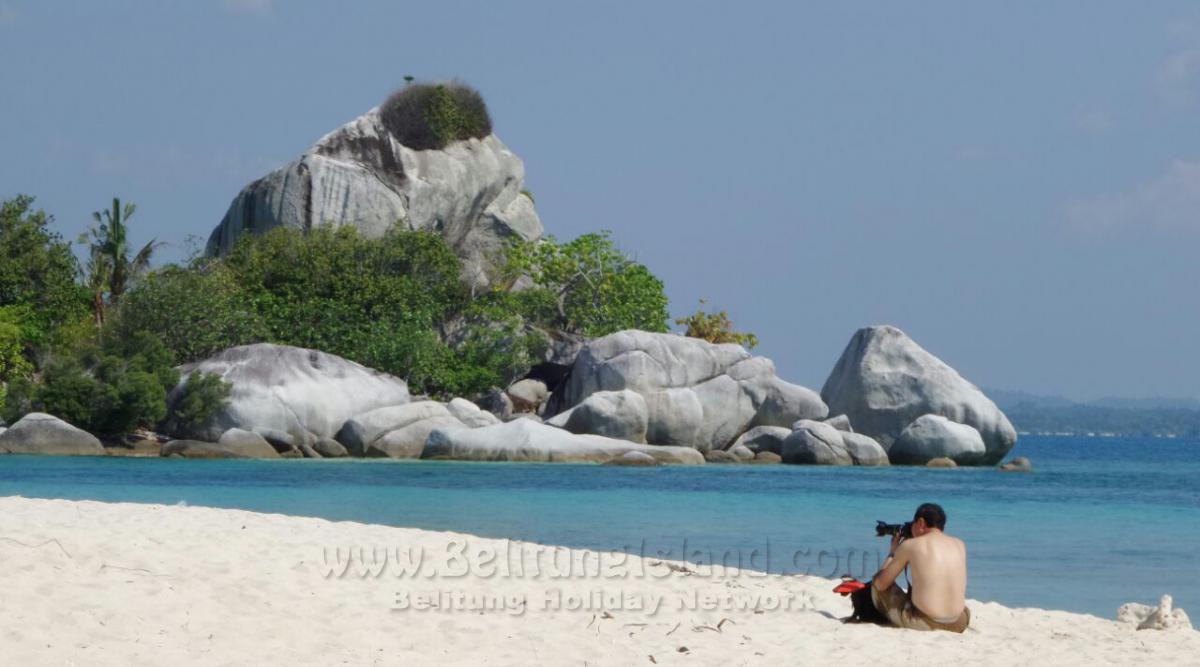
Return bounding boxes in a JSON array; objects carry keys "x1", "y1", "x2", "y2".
[{"x1": 1117, "y1": 595, "x2": 1192, "y2": 631}]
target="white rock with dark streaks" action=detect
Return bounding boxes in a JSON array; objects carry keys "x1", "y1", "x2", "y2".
[
  {"x1": 423, "y1": 419, "x2": 703, "y2": 464},
  {"x1": 0, "y1": 413, "x2": 104, "y2": 457},
  {"x1": 165, "y1": 344, "x2": 410, "y2": 443},
  {"x1": 551, "y1": 331, "x2": 826, "y2": 452},
  {"x1": 821, "y1": 325, "x2": 1016, "y2": 465},
  {"x1": 206, "y1": 106, "x2": 543, "y2": 290},
  {"x1": 889, "y1": 414, "x2": 987, "y2": 466}
]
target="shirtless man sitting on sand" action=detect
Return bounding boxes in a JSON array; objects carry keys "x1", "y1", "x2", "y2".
[{"x1": 870, "y1": 502, "x2": 970, "y2": 632}]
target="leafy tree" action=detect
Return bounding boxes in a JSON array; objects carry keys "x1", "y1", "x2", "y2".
[
  {"x1": 3, "y1": 331, "x2": 182, "y2": 435},
  {"x1": 108, "y1": 261, "x2": 265, "y2": 364},
  {"x1": 168, "y1": 371, "x2": 232, "y2": 432},
  {"x1": 675, "y1": 300, "x2": 759, "y2": 349},
  {"x1": 84, "y1": 197, "x2": 160, "y2": 325},
  {"x1": 0, "y1": 195, "x2": 89, "y2": 348},
  {"x1": 503, "y1": 232, "x2": 669, "y2": 337}
]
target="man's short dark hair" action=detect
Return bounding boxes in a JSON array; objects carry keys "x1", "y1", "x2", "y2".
[{"x1": 914, "y1": 503, "x2": 946, "y2": 530}]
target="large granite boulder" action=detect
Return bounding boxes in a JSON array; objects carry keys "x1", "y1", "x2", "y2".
[
  {"x1": 559, "y1": 390, "x2": 649, "y2": 443},
  {"x1": 217, "y1": 428, "x2": 281, "y2": 458},
  {"x1": 840, "y1": 432, "x2": 889, "y2": 466},
  {"x1": 338, "y1": 400, "x2": 472, "y2": 458},
  {"x1": 506, "y1": 378, "x2": 548, "y2": 414},
  {"x1": 821, "y1": 325, "x2": 1016, "y2": 465},
  {"x1": 729, "y1": 425, "x2": 791, "y2": 455},
  {"x1": 549, "y1": 331, "x2": 827, "y2": 452},
  {"x1": 446, "y1": 398, "x2": 501, "y2": 428},
  {"x1": 781, "y1": 420, "x2": 888, "y2": 466},
  {"x1": 164, "y1": 344, "x2": 410, "y2": 443},
  {"x1": 889, "y1": 414, "x2": 987, "y2": 466},
  {"x1": 162, "y1": 440, "x2": 246, "y2": 459},
  {"x1": 782, "y1": 420, "x2": 853, "y2": 465},
  {"x1": 205, "y1": 102, "x2": 543, "y2": 291},
  {"x1": 0, "y1": 413, "x2": 104, "y2": 456},
  {"x1": 423, "y1": 419, "x2": 704, "y2": 464}
]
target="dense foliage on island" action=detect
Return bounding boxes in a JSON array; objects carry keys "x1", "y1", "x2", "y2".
[{"x1": 0, "y1": 193, "x2": 735, "y2": 439}]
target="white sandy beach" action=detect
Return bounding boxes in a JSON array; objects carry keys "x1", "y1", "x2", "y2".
[{"x1": 0, "y1": 496, "x2": 1194, "y2": 666}]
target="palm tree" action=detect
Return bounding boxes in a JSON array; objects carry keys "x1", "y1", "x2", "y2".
[
  {"x1": 85, "y1": 198, "x2": 160, "y2": 325},
  {"x1": 82, "y1": 242, "x2": 111, "y2": 327}
]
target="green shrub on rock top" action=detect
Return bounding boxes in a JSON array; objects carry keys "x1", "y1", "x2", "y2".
[
  {"x1": 168, "y1": 371, "x2": 232, "y2": 433},
  {"x1": 380, "y1": 82, "x2": 493, "y2": 150},
  {"x1": 501, "y1": 232, "x2": 670, "y2": 337}
]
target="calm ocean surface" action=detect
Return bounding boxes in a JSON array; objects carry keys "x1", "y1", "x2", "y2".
[{"x1": 1, "y1": 435, "x2": 1196, "y2": 618}]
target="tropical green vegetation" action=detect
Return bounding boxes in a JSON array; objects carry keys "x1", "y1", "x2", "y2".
[
  {"x1": 0, "y1": 194, "x2": 672, "y2": 435},
  {"x1": 500, "y1": 231, "x2": 670, "y2": 338},
  {"x1": 0, "y1": 195, "x2": 229, "y2": 435},
  {"x1": 379, "y1": 81, "x2": 492, "y2": 150},
  {"x1": 111, "y1": 226, "x2": 667, "y2": 398},
  {"x1": 675, "y1": 300, "x2": 758, "y2": 349}
]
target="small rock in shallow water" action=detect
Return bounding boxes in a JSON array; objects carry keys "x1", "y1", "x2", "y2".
[
  {"x1": 704, "y1": 449, "x2": 739, "y2": 464},
  {"x1": 604, "y1": 451, "x2": 658, "y2": 467},
  {"x1": 925, "y1": 457, "x2": 957, "y2": 468},
  {"x1": 999, "y1": 456, "x2": 1033, "y2": 472}
]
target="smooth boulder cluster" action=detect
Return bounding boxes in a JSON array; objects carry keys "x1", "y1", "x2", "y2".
[
  {"x1": 547, "y1": 331, "x2": 828, "y2": 452},
  {"x1": 0, "y1": 326, "x2": 1019, "y2": 468},
  {"x1": 821, "y1": 325, "x2": 1018, "y2": 466}
]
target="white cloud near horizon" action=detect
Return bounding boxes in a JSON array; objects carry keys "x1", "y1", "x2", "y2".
[
  {"x1": 223, "y1": 0, "x2": 273, "y2": 15},
  {"x1": 1157, "y1": 17, "x2": 1200, "y2": 107},
  {"x1": 1065, "y1": 160, "x2": 1200, "y2": 232}
]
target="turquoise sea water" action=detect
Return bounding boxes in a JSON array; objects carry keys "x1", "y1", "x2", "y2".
[{"x1": 1, "y1": 435, "x2": 1196, "y2": 618}]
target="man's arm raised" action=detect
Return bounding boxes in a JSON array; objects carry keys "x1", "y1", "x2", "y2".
[{"x1": 872, "y1": 535, "x2": 910, "y2": 591}]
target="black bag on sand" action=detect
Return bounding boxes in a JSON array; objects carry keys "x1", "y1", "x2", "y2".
[{"x1": 841, "y1": 579, "x2": 890, "y2": 625}]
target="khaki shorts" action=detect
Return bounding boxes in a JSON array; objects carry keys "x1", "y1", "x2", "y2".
[{"x1": 871, "y1": 583, "x2": 970, "y2": 633}]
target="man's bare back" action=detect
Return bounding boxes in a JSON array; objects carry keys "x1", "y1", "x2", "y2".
[
  {"x1": 870, "y1": 503, "x2": 970, "y2": 631},
  {"x1": 900, "y1": 530, "x2": 967, "y2": 621}
]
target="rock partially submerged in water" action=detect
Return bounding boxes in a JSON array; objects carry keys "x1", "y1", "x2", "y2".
[
  {"x1": 821, "y1": 325, "x2": 1016, "y2": 465},
  {"x1": 999, "y1": 456, "x2": 1033, "y2": 472},
  {"x1": 890, "y1": 414, "x2": 986, "y2": 466},
  {"x1": 0, "y1": 413, "x2": 104, "y2": 456},
  {"x1": 162, "y1": 440, "x2": 246, "y2": 459},
  {"x1": 165, "y1": 343, "x2": 411, "y2": 443},
  {"x1": 781, "y1": 420, "x2": 889, "y2": 466},
  {"x1": 423, "y1": 419, "x2": 703, "y2": 464},
  {"x1": 783, "y1": 420, "x2": 852, "y2": 465},
  {"x1": 549, "y1": 330, "x2": 827, "y2": 452},
  {"x1": 604, "y1": 451, "x2": 658, "y2": 467},
  {"x1": 217, "y1": 428, "x2": 280, "y2": 458},
  {"x1": 336, "y1": 401, "x2": 455, "y2": 457},
  {"x1": 730, "y1": 425, "x2": 791, "y2": 455},
  {"x1": 925, "y1": 457, "x2": 958, "y2": 468},
  {"x1": 1118, "y1": 595, "x2": 1192, "y2": 631}
]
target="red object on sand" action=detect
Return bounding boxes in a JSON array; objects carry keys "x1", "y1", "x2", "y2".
[{"x1": 833, "y1": 580, "x2": 867, "y2": 596}]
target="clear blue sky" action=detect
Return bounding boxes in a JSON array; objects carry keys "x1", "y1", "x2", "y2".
[{"x1": 2, "y1": 1, "x2": 1198, "y2": 400}]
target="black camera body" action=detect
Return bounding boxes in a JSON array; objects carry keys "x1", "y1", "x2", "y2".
[{"x1": 875, "y1": 520, "x2": 913, "y2": 539}]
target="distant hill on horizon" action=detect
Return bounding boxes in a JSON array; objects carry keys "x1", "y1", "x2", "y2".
[{"x1": 985, "y1": 389, "x2": 1200, "y2": 438}]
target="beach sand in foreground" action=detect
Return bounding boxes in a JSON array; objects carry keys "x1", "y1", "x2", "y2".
[{"x1": 0, "y1": 497, "x2": 1193, "y2": 666}]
